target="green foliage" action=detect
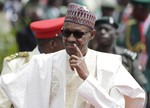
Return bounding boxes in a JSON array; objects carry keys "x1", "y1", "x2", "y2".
[{"x1": 0, "y1": 29, "x2": 18, "y2": 73}]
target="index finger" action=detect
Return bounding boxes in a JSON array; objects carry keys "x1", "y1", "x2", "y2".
[{"x1": 74, "y1": 44, "x2": 83, "y2": 57}]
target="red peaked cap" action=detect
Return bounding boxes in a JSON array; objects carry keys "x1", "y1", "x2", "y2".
[{"x1": 30, "y1": 17, "x2": 65, "y2": 39}]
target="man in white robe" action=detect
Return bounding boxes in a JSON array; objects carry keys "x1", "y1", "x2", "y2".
[{"x1": 0, "y1": 3, "x2": 145, "y2": 108}]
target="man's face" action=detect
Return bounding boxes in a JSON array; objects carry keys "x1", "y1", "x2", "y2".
[
  {"x1": 62, "y1": 22, "x2": 94, "y2": 56},
  {"x1": 101, "y1": 7, "x2": 115, "y2": 17},
  {"x1": 54, "y1": 36, "x2": 65, "y2": 52},
  {"x1": 132, "y1": 4, "x2": 150, "y2": 22},
  {"x1": 95, "y1": 23, "x2": 117, "y2": 47}
]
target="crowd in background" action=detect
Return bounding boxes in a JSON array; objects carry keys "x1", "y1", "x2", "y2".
[{"x1": 0, "y1": 0, "x2": 150, "y2": 107}]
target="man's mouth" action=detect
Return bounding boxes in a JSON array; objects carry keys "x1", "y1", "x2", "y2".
[{"x1": 66, "y1": 43, "x2": 76, "y2": 49}]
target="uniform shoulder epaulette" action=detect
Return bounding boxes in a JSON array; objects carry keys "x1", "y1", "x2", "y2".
[
  {"x1": 123, "y1": 49, "x2": 137, "y2": 61},
  {"x1": 5, "y1": 51, "x2": 29, "y2": 61}
]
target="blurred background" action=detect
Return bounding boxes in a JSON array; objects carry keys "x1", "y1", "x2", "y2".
[{"x1": 0, "y1": 0, "x2": 149, "y2": 73}]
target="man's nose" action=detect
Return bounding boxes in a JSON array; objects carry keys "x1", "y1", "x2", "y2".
[
  {"x1": 67, "y1": 33, "x2": 76, "y2": 41},
  {"x1": 101, "y1": 28, "x2": 107, "y2": 33},
  {"x1": 99, "y1": 28, "x2": 107, "y2": 35}
]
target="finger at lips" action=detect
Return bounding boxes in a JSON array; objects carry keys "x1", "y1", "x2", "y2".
[{"x1": 74, "y1": 44, "x2": 83, "y2": 57}]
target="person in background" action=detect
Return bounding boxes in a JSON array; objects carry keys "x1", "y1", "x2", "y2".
[
  {"x1": 115, "y1": 0, "x2": 133, "y2": 47},
  {"x1": 0, "y1": 17, "x2": 65, "y2": 108},
  {"x1": 96, "y1": 0, "x2": 117, "y2": 19},
  {"x1": 0, "y1": 3, "x2": 145, "y2": 108},
  {"x1": 122, "y1": 0, "x2": 150, "y2": 107},
  {"x1": 15, "y1": 0, "x2": 43, "y2": 51},
  {"x1": 115, "y1": 0, "x2": 132, "y2": 23},
  {"x1": 45, "y1": 0, "x2": 63, "y2": 19},
  {"x1": 30, "y1": 17, "x2": 64, "y2": 54}
]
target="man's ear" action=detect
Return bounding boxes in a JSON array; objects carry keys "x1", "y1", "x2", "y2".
[
  {"x1": 90, "y1": 29, "x2": 96, "y2": 39},
  {"x1": 49, "y1": 40, "x2": 56, "y2": 49}
]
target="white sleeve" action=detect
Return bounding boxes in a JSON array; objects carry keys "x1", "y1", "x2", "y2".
[
  {"x1": 77, "y1": 75, "x2": 124, "y2": 108},
  {"x1": 0, "y1": 73, "x2": 14, "y2": 108},
  {"x1": 0, "y1": 54, "x2": 53, "y2": 108},
  {"x1": 113, "y1": 64, "x2": 146, "y2": 108},
  {"x1": 77, "y1": 65, "x2": 145, "y2": 108}
]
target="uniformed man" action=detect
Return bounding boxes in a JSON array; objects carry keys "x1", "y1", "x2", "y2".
[
  {"x1": 92, "y1": 16, "x2": 147, "y2": 88},
  {"x1": 96, "y1": 0, "x2": 117, "y2": 19},
  {"x1": 0, "y1": 17, "x2": 65, "y2": 108},
  {"x1": 124, "y1": 0, "x2": 150, "y2": 62},
  {"x1": 123, "y1": 0, "x2": 150, "y2": 107}
]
